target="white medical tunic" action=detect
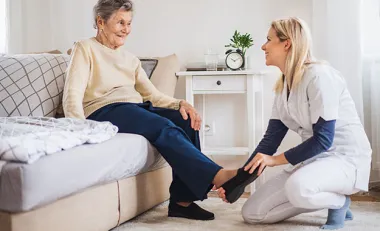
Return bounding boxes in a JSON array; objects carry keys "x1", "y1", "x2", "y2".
[{"x1": 271, "y1": 64, "x2": 372, "y2": 191}]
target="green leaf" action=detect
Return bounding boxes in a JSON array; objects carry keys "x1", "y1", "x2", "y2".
[{"x1": 225, "y1": 30, "x2": 254, "y2": 52}]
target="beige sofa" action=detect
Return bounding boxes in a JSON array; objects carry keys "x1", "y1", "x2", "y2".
[
  {"x1": 0, "y1": 167, "x2": 172, "y2": 231},
  {"x1": 0, "y1": 51, "x2": 180, "y2": 231}
]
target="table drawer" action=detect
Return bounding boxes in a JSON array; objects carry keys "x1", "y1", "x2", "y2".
[{"x1": 193, "y1": 75, "x2": 246, "y2": 91}]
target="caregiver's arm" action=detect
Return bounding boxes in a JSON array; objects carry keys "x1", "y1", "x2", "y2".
[
  {"x1": 245, "y1": 117, "x2": 336, "y2": 176},
  {"x1": 245, "y1": 119, "x2": 289, "y2": 163},
  {"x1": 243, "y1": 119, "x2": 288, "y2": 175},
  {"x1": 283, "y1": 117, "x2": 335, "y2": 165},
  {"x1": 255, "y1": 119, "x2": 289, "y2": 155},
  {"x1": 284, "y1": 70, "x2": 340, "y2": 165}
]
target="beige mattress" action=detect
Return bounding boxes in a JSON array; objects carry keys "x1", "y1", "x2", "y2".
[{"x1": 0, "y1": 133, "x2": 168, "y2": 213}]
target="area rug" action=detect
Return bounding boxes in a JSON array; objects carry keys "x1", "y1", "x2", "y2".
[{"x1": 113, "y1": 198, "x2": 380, "y2": 231}]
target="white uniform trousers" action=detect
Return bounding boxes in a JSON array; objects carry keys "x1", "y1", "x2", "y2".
[{"x1": 241, "y1": 156, "x2": 358, "y2": 224}]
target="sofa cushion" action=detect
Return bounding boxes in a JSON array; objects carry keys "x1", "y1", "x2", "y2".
[
  {"x1": 140, "y1": 58, "x2": 158, "y2": 79},
  {"x1": 0, "y1": 54, "x2": 70, "y2": 117},
  {"x1": 144, "y1": 54, "x2": 179, "y2": 97}
]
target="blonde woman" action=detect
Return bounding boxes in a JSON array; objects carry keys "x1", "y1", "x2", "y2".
[{"x1": 217, "y1": 17, "x2": 372, "y2": 229}]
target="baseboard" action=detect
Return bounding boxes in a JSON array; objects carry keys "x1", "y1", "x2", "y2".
[
  {"x1": 209, "y1": 191, "x2": 380, "y2": 202},
  {"x1": 370, "y1": 169, "x2": 380, "y2": 182},
  {"x1": 369, "y1": 181, "x2": 380, "y2": 190}
]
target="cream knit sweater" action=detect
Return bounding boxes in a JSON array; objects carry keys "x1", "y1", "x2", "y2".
[{"x1": 63, "y1": 38, "x2": 180, "y2": 119}]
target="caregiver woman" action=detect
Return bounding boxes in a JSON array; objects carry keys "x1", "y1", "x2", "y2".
[{"x1": 217, "y1": 17, "x2": 372, "y2": 230}]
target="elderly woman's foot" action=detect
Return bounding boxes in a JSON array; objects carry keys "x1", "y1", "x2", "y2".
[
  {"x1": 212, "y1": 169, "x2": 238, "y2": 188},
  {"x1": 168, "y1": 201, "x2": 215, "y2": 220},
  {"x1": 217, "y1": 167, "x2": 260, "y2": 203}
]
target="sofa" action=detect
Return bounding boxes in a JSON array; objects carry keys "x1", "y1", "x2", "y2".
[{"x1": 0, "y1": 51, "x2": 180, "y2": 231}]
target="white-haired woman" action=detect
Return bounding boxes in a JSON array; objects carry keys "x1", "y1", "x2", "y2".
[
  {"x1": 62, "y1": 0, "x2": 252, "y2": 221},
  {"x1": 217, "y1": 17, "x2": 372, "y2": 229}
]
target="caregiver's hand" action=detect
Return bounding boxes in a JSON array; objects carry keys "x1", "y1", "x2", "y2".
[{"x1": 244, "y1": 153, "x2": 288, "y2": 176}]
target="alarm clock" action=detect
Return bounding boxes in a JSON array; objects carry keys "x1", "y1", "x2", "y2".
[{"x1": 225, "y1": 49, "x2": 244, "y2": 70}]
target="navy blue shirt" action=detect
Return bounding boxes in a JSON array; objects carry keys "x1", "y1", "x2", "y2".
[{"x1": 247, "y1": 117, "x2": 336, "y2": 165}]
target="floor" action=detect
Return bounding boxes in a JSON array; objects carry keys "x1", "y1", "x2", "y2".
[
  {"x1": 114, "y1": 198, "x2": 380, "y2": 231},
  {"x1": 113, "y1": 184, "x2": 380, "y2": 230}
]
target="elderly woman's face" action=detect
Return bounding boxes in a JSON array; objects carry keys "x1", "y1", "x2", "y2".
[{"x1": 99, "y1": 9, "x2": 132, "y2": 48}]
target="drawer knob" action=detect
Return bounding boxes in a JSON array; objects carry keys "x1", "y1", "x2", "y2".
[{"x1": 216, "y1": 80, "x2": 222, "y2": 85}]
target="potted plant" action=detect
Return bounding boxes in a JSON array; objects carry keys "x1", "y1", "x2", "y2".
[{"x1": 225, "y1": 30, "x2": 254, "y2": 68}]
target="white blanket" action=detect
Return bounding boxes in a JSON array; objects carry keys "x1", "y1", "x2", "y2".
[{"x1": 0, "y1": 117, "x2": 118, "y2": 167}]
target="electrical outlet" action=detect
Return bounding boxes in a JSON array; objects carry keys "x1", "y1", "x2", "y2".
[{"x1": 204, "y1": 121, "x2": 216, "y2": 136}]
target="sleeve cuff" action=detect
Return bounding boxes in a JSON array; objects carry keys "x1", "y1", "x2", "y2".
[
  {"x1": 173, "y1": 99, "x2": 182, "y2": 110},
  {"x1": 284, "y1": 150, "x2": 301, "y2": 166}
]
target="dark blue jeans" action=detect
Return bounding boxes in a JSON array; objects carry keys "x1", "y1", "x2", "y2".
[{"x1": 88, "y1": 102, "x2": 222, "y2": 202}]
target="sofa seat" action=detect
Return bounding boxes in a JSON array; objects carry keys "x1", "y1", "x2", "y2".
[{"x1": 0, "y1": 133, "x2": 168, "y2": 213}]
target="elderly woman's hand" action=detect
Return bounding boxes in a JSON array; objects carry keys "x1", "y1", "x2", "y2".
[{"x1": 179, "y1": 100, "x2": 202, "y2": 131}]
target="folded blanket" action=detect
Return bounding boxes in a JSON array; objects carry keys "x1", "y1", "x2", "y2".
[{"x1": 0, "y1": 117, "x2": 118, "y2": 165}]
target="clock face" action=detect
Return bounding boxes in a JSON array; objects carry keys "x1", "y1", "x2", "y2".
[{"x1": 226, "y1": 52, "x2": 244, "y2": 70}]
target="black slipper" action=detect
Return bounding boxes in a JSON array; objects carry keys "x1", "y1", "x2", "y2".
[
  {"x1": 220, "y1": 167, "x2": 260, "y2": 203},
  {"x1": 168, "y1": 201, "x2": 215, "y2": 220}
]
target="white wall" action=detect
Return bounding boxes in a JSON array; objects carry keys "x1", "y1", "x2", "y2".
[
  {"x1": 362, "y1": 0, "x2": 380, "y2": 183},
  {"x1": 0, "y1": 0, "x2": 7, "y2": 53},
  {"x1": 362, "y1": 0, "x2": 380, "y2": 55},
  {"x1": 47, "y1": 0, "x2": 313, "y2": 70},
  {"x1": 312, "y1": 0, "x2": 364, "y2": 121},
  {"x1": 49, "y1": 0, "x2": 97, "y2": 53},
  {"x1": 8, "y1": 0, "x2": 54, "y2": 53},
  {"x1": 15, "y1": 0, "x2": 313, "y2": 181},
  {"x1": 7, "y1": 0, "x2": 24, "y2": 53}
]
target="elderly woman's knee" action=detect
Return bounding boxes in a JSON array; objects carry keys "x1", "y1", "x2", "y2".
[{"x1": 178, "y1": 113, "x2": 192, "y2": 129}]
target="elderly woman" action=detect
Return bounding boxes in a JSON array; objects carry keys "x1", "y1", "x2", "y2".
[{"x1": 62, "y1": 0, "x2": 254, "y2": 221}]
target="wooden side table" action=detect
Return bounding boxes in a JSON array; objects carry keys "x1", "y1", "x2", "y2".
[{"x1": 177, "y1": 70, "x2": 265, "y2": 193}]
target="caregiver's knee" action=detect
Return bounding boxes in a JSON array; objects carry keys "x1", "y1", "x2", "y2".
[
  {"x1": 241, "y1": 201, "x2": 276, "y2": 224},
  {"x1": 241, "y1": 208, "x2": 265, "y2": 224},
  {"x1": 285, "y1": 177, "x2": 316, "y2": 208},
  {"x1": 241, "y1": 208, "x2": 280, "y2": 224}
]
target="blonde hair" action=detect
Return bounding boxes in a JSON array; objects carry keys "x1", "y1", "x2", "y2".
[{"x1": 272, "y1": 17, "x2": 315, "y2": 93}]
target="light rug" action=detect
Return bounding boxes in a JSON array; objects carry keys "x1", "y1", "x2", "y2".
[{"x1": 114, "y1": 198, "x2": 380, "y2": 231}]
